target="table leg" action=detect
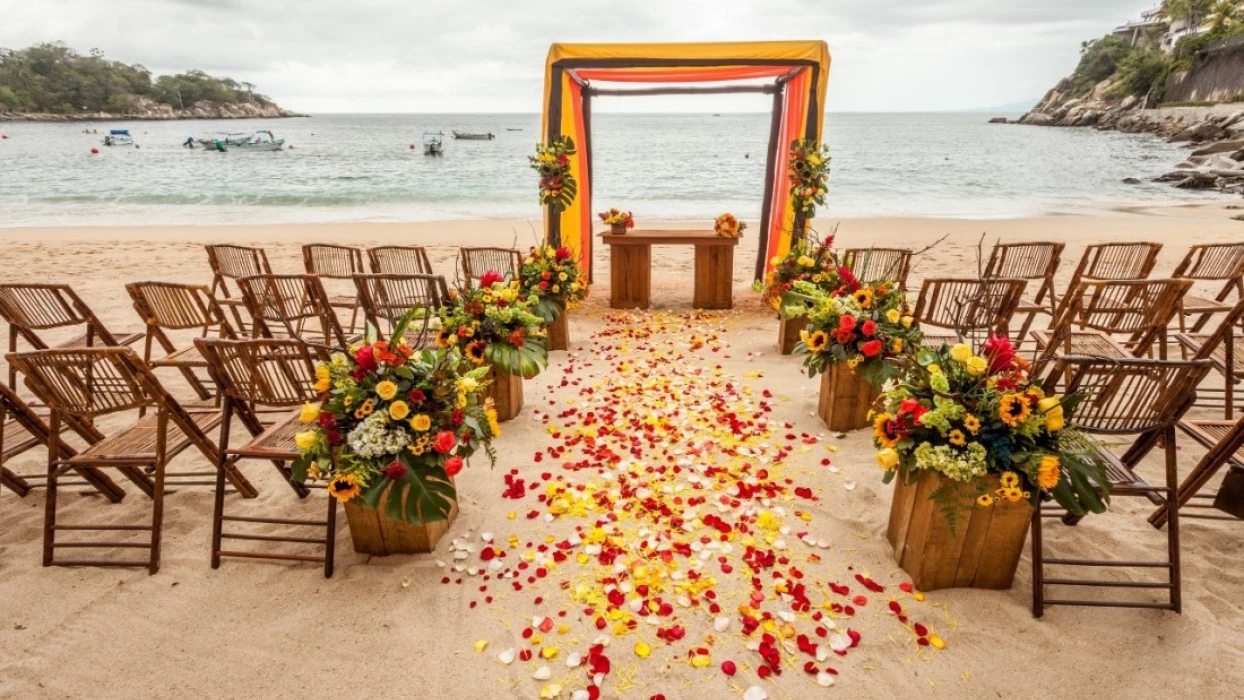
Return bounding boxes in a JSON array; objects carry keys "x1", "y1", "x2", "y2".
[
  {"x1": 694, "y1": 245, "x2": 734, "y2": 310},
  {"x1": 610, "y1": 244, "x2": 651, "y2": 309}
]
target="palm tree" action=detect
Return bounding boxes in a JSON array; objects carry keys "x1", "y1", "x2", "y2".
[
  {"x1": 1203, "y1": 0, "x2": 1243, "y2": 31},
  {"x1": 1161, "y1": 0, "x2": 1216, "y2": 28}
]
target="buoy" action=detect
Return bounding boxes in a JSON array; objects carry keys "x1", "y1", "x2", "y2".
[
  {"x1": 90, "y1": 147, "x2": 99, "y2": 154},
  {"x1": 410, "y1": 143, "x2": 415, "y2": 149},
  {"x1": 288, "y1": 144, "x2": 295, "y2": 149},
  {"x1": 1, "y1": 134, "x2": 8, "y2": 139}
]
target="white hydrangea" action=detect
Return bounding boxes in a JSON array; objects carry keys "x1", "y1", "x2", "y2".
[{"x1": 346, "y1": 411, "x2": 411, "y2": 458}]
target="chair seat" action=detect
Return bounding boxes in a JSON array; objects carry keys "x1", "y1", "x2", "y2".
[
  {"x1": 56, "y1": 331, "x2": 144, "y2": 350},
  {"x1": 327, "y1": 294, "x2": 358, "y2": 308},
  {"x1": 920, "y1": 332, "x2": 965, "y2": 350},
  {"x1": 151, "y1": 344, "x2": 207, "y2": 368},
  {"x1": 2, "y1": 418, "x2": 42, "y2": 461},
  {"x1": 1179, "y1": 420, "x2": 1244, "y2": 468},
  {"x1": 1180, "y1": 294, "x2": 1229, "y2": 315},
  {"x1": 67, "y1": 407, "x2": 221, "y2": 465},
  {"x1": 229, "y1": 409, "x2": 303, "y2": 460},
  {"x1": 1176, "y1": 334, "x2": 1244, "y2": 375},
  {"x1": 1030, "y1": 330, "x2": 1131, "y2": 358},
  {"x1": 1017, "y1": 292, "x2": 1054, "y2": 313}
]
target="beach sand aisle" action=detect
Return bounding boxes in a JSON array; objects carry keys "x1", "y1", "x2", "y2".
[{"x1": 0, "y1": 209, "x2": 1242, "y2": 698}]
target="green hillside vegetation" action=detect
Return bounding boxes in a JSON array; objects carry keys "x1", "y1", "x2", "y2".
[{"x1": 0, "y1": 42, "x2": 275, "y2": 114}]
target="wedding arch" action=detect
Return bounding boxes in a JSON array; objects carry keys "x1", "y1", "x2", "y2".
[{"x1": 539, "y1": 40, "x2": 831, "y2": 281}]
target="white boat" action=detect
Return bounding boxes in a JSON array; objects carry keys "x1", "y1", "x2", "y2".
[
  {"x1": 102, "y1": 129, "x2": 134, "y2": 147},
  {"x1": 423, "y1": 131, "x2": 444, "y2": 156},
  {"x1": 231, "y1": 130, "x2": 285, "y2": 152},
  {"x1": 197, "y1": 131, "x2": 252, "y2": 148}
]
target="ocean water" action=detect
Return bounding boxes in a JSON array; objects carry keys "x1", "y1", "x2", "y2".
[{"x1": 0, "y1": 112, "x2": 1220, "y2": 227}]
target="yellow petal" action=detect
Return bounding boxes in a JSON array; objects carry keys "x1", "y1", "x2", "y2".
[
  {"x1": 473, "y1": 639, "x2": 489, "y2": 652},
  {"x1": 541, "y1": 646, "x2": 559, "y2": 660},
  {"x1": 929, "y1": 634, "x2": 946, "y2": 649},
  {"x1": 634, "y1": 641, "x2": 652, "y2": 658}
]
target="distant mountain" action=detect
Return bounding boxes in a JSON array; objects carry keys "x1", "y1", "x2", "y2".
[{"x1": 956, "y1": 99, "x2": 1040, "y2": 114}]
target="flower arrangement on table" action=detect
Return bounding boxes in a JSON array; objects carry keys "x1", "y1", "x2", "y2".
[
  {"x1": 530, "y1": 136, "x2": 578, "y2": 213},
  {"x1": 520, "y1": 244, "x2": 588, "y2": 323},
  {"x1": 788, "y1": 139, "x2": 831, "y2": 221},
  {"x1": 714, "y1": 212, "x2": 746, "y2": 238},
  {"x1": 292, "y1": 315, "x2": 500, "y2": 523},
  {"x1": 598, "y1": 208, "x2": 634, "y2": 232},
  {"x1": 873, "y1": 335, "x2": 1110, "y2": 526},
  {"x1": 437, "y1": 272, "x2": 549, "y2": 378},
  {"x1": 788, "y1": 273, "x2": 922, "y2": 384},
  {"x1": 753, "y1": 234, "x2": 839, "y2": 311}
]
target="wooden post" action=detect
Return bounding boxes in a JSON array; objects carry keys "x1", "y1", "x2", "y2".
[
  {"x1": 547, "y1": 312, "x2": 570, "y2": 351},
  {"x1": 887, "y1": 471, "x2": 1032, "y2": 591},
  {"x1": 343, "y1": 483, "x2": 458, "y2": 555},
  {"x1": 816, "y1": 364, "x2": 878, "y2": 432},
  {"x1": 610, "y1": 243, "x2": 651, "y2": 309},
  {"x1": 778, "y1": 315, "x2": 808, "y2": 355},
  {"x1": 693, "y1": 243, "x2": 735, "y2": 310},
  {"x1": 487, "y1": 362, "x2": 524, "y2": 421}
]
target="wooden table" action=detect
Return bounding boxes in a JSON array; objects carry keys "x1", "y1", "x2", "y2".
[{"x1": 600, "y1": 229, "x2": 738, "y2": 310}]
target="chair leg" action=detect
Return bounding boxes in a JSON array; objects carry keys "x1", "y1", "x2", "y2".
[
  {"x1": 43, "y1": 463, "x2": 59, "y2": 567},
  {"x1": 324, "y1": 493, "x2": 338, "y2": 579},
  {"x1": 149, "y1": 410, "x2": 169, "y2": 575},
  {"x1": 1031, "y1": 499, "x2": 1044, "y2": 618},
  {"x1": 210, "y1": 459, "x2": 228, "y2": 569},
  {"x1": 1164, "y1": 426, "x2": 1182, "y2": 613}
]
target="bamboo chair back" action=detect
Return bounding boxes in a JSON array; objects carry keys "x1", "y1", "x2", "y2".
[
  {"x1": 196, "y1": 338, "x2": 319, "y2": 409},
  {"x1": 460, "y1": 247, "x2": 522, "y2": 287},
  {"x1": 1066, "y1": 242, "x2": 1162, "y2": 292},
  {"x1": 303, "y1": 244, "x2": 365, "y2": 279},
  {"x1": 1187, "y1": 295, "x2": 1244, "y2": 363},
  {"x1": 206, "y1": 245, "x2": 273, "y2": 294},
  {"x1": 1172, "y1": 242, "x2": 1244, "y2": 283},
  {"x1": 913, "y1": 278, "x2": 1028, "y2": 338},
  {"x1": 983, "y1": 241, "x2": 1063, "y2": 291},
  {"x1": 127, "y1": 282, "x2": 235, "y2": 335},
  {"x1": 368, "y1": 246, "x2": 434, "y2": 275},
  {"x1": 0, "y1": 283, "x2": 131, "y2": 352},
  {"x1": 1043, "y1": 279, "x2": 1191, "y2": 359},
  {"x1": 236, "y1": 274, "x2": 348, "y2": 351},
  {"x1": 352, "y1": 274, "x2": 447, "y2": 345},
  {"x1": 1051, "y1": 356, "x2": 1210, "y2": 436},
  {"x1": 841, "y1": 248, "x2": 912, "y2": 288}
]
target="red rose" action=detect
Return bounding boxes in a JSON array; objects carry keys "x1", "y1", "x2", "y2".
[
  {"x1": 982, "y1": 334, "x2": 1017, "y2": 374},
  {"x1": 838, "y1": 315, "x2": 856, "y2": 332},
  {"x1": 325, "y1": 429, "x2": 342, "y2": 446},
  {"x1": 317, "y1": 411, "x2": 337, "y2": 429},
  {"x1": 450, "y1": 408, "x2": 465, "y2": 427},
  {"x1": 444, "y1": 455, "x2": 464, "y2": 477},
  {"x1": 433, "y1": 430, "x2": 456, "y2": 455},
  {"x1": 407, "y1": 389, "x2": 426, "y2": 404},
  {"x1": 539, "y1": 280, "x2": 549, "y2": 290},
  {"x1": 355, "y1": 345, "x2": 377, "y2": 372},
  {"x1": 898, "y1": 398, "x2": 929, "y2": 422},
  {"x1": 860, "y1": 339, "x2": 884, "y2": 358},
  {"x1": 555, "y1": 247, "x2": 573, "y2": 260},
  {"x1": 480, "y1": 270, "x2": 504, "y2": 288},
  {"x1": 861, "y1": 319, "x2": 877, "y2": 336},
  {"x1": 384, "y1": 461, "x2": 408, "y2": 480}
]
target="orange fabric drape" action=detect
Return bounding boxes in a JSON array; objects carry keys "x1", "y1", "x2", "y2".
[{"x1": 766, "y1": 68, "x2": 810, "y2": 267}]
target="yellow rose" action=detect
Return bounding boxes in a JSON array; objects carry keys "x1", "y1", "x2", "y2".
[
  {"x1": 876, "y1": 448, "x2": 900, "y2": 471},
  {"x1": 376, "y1": 380, "x2": 398, "y2": 401},
  {"x1": 552, "y1": 285, "x2": 561, "y2": 294},
  {"x1": 886, "y1": 309, "x2": 901, "y2": 324},
  {"x1": 892, "y1": 338, "x2": 904, "y2": 353},
  {"x1": 901, "y1": 315, "x2": 913, "y2": 328},
  {"x1": 294, "y1": 430, "x2": 319, "y2": 451},
  {"x1": 389, "y1": 400, "x2": 410, "y2": 421},
  {"x1": 1038, "y1": 396, "x2": 1065, "y2": 432},
  {"x1": 409, "y1": 414, "x2": 432, "y2": 431},
  {"x1": 458, "y1": 376, "x2": 479, "y2": 393},
  {"x1": 299, "y1": 402, "x2": 321, "y2": 423},
  {"x1": 797, "y1": 255, "x2": 815, "y2": 267},
  {"x1": 313, "y1": 365, "x2": 332, "y2": 393},
  {"x1": 558, "y1": 272, "x2": 568, "y2": 282},
  {"x1": 927, "y1": 363, "x2": 942, "y2": 374},
  {"x1": 965, "y1": 356, "x2": 988, "y2": 377},
  {"x1": 950, "y1": 344, "x2": 973, "y2": 363}
]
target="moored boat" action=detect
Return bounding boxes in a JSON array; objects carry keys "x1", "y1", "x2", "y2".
[
  {"x1": 231, "y1": 129, "x2": 285, "y2": 151},
  {"x1": 197, "y1": 131, "x2": 252, "y2": 148},
  {"x1": 423, "y1": 130, "x2": 444, "y2": 156},
  {"x1": 102, "y1": 129, "x2": 134, "y2": 147},
  {"x1": 452, "y1": 131, "x2": 495, "y2": 140}
]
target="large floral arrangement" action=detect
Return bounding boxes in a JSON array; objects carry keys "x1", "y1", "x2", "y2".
[
  {"x1": 788, "y1": 139, "x2": 831, "y2": 220},
  {"x1": 529, "y1": 136, "x2": 577, "y2": 213},
  {"x1": 292, "y1": 321, "x2": 500, "y2": 523},
  {"x1": 754, "y1": 235, "x2": 839, "y2": 310},
  {"x1": 873, "y1": 336, "x2": 1110, "y2": 527},
  {"x1": 438, "y1": 272, "x2": 549, "y2": 378},
  {"x1": 520, "y1": 244, "x2": 588, "y2": 323},
  {"x1": 714, "y1": 212, "x2": 745, "y2": 238},
  {"x1": 598, "y1": 208, "x2": 634, "y2": 229},
  {"x1": 788, "y1": 274, "x2": 922, "y2": 384}
]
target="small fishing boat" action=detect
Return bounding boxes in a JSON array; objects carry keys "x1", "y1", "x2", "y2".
[
  {"x1": 231, "y1": 129, "x2": 285, "y2": 152},
  {"x1": 506, "y1": 127, "x2": 523, "y2": 132},
  {"x1": 197, "y1": 131, "x2": 252, "y2": 148},
  {"x1": 452, "y1": 131, "x2": 495, "y2": 140},
  {"x1": 423, "y1": 131, "x2": 444, "y2": 156},
  {"x1": 102, "y1": 129, "x2": 134, "y2": 147}
]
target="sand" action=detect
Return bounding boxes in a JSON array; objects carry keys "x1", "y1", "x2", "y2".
[{"x1": 1, "y1": 206, "x2": 1243, "y2": 699}]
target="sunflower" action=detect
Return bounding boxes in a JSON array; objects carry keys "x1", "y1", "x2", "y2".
[
  {"x1": 852, "y1": 288, "x2": 874, "y2": 309},
  {"x1": 976, "y1": 494, "x2": 995, "y2": 508},
  {"x1": 1000, "y1": 471, "x2": 1020, "y2": 489},
  {"x1": 408, "y1": 435, "x2": 431, "y2": 455},
  {"x1": 1037, "y1": 454, "x2": 1061, "y2": 490},
  {"x1": 948, "y1": 429, "x2": 966, "y2": 446},
  {"x1": 806, "y1": 330, "x2": 829, "y2": 353},
  {"x1": 327, "y1": 474, "x2": 361, "y2": 502},
  {"x1": 435, "y1": 327, "x2": 453, "y2": 348},
  {"x1": 873, "y1": 412, "x2": 901, "y2": 448},
  {"x1": 998, "y1": 393, "x2": 1031, "y2": 427},
  {"x1": 963, "y1": 414, "x2": 981, "y2": 435},
  {"x1": 485, "y1": 399, "x2": 502, "y2": 437},
  {"x1": 465, "y1": 340, "x2": 487, "y2": 365}
]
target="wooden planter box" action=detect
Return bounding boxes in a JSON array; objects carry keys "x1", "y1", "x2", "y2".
[
  {"x1": 816, "y1": 364, "x2": 879, "y2": 432},
  {"x1": 778, "y1": 315, "x2": 808, "y2": 356},
  {"x1": 547, "y1": 312, "x2": 569, "y2": 352},
  {"x1": 887, "y1": 471, "x2": 1032, "y2": 591},
  {"x1": 487, "y1": 362, "x2": 523, "y2": 422},
  {"x1": 343, "y1": 484, "x2": 458, "y2": 555}
]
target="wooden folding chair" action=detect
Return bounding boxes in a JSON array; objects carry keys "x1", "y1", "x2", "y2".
[
  {"x1": 8, "y1": 347, "x2": 258, "y2": 573},
  {"x1": 1171, "y1": 242, "x2": 1244, "y2": 334},
  {"x1": 302, "y1": 244, "x2": 365, "y2": 331},
  {"x1": 1150, "y1": 415, "x2": 1244, "y2": 528},
  {"x1": 1031, "y1": 355, "x2": 1211, "y2": 617},
  {"x1": 368, "y1": 245, "x2": 435, "y2": 276},
  {"x1": 206, "y1": 244, "x2": 273, "y2": 335},
  {"x1": 0, "y1": 283, "x2": 143, "y2": 390},
  {"x1": 1031, "y1": 279, "x2": 1191, "y2": 376},
  {"x1": 841, "y1": 248, "x2": 912, "y2": 288},
  {"x1": 236, "y1": 274, "x2": 352, "y2": 353},
  {"x1": 1061, "y1": 242, "x2": 1162, "y2": 301},
  {"x1": 912, "y1": 278, "x2": 1027, "y2": 349},
  {"x1": 459, "y1": 247, "x2": 522, "y2": 288},
  {"x1": 0, "y1": 381, "x2": 125, "y2": 502},
  {"x1": 127, "y1": 282, "x2": 237, "y2": 402},
  {"x1": 352, "y1": 273, "x2": 447, "y2": 347},
  {"x1": 983, "y1": 241, "x2": 1064, "y2": 347},
  {"x1": 196, "y1": 338, "x2": 338, "y2": 577},
  {"x1": 1174, "y1": 295, "x2": 1244, "y2": 418}
]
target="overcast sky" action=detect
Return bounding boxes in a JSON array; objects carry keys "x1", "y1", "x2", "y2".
[{"x1": 0, "y1": 0, "x2": 1159, "y2": 113}]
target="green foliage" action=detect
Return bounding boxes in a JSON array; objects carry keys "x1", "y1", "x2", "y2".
[
  {"x1": 1111, "y1": 48, "x2": 1171, "y2": 98},
  {"x1": 1072, "y1": 34, "x2": 1131, "y2": 95},
  {"x1": 0, "y1": 41, "x2": 274, "y2": 114}
]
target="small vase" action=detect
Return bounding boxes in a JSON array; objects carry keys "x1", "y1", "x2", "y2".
[
  {"x1": 816, "y1": 364, "x2": 879, "y2": 432},
  {"x1": 610, "y1": 222, "x2": 627, "y2": 235},
  {"x1": 486, "y1": 361, "x2": 524, "y2": 422},
  {"x1": 343, "y1": 483, "x2": 458, "y2": 555},
  {"x1": 887, "y1": 471, "x2": 1032, "y2": 590}
]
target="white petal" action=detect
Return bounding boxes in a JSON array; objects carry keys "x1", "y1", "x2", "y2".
[
  {"x1": 497, "y1": 648, "x2": 516, "y2": 665},
  {"x1": 743, "y1": 686, "x2": 769, "y2": 700},
  {"x1": 566, "y1": 653, "x2": 582, "y2": 668},
  {"x1": 532, "y1": 665, "x2": 552, "y2": 680},
  {"x1": 817, "y1": 671, "x2": 835, "y2": 687},
  {"x1": 714, "y1": 616, "x2": 731, "y2": 632}
]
